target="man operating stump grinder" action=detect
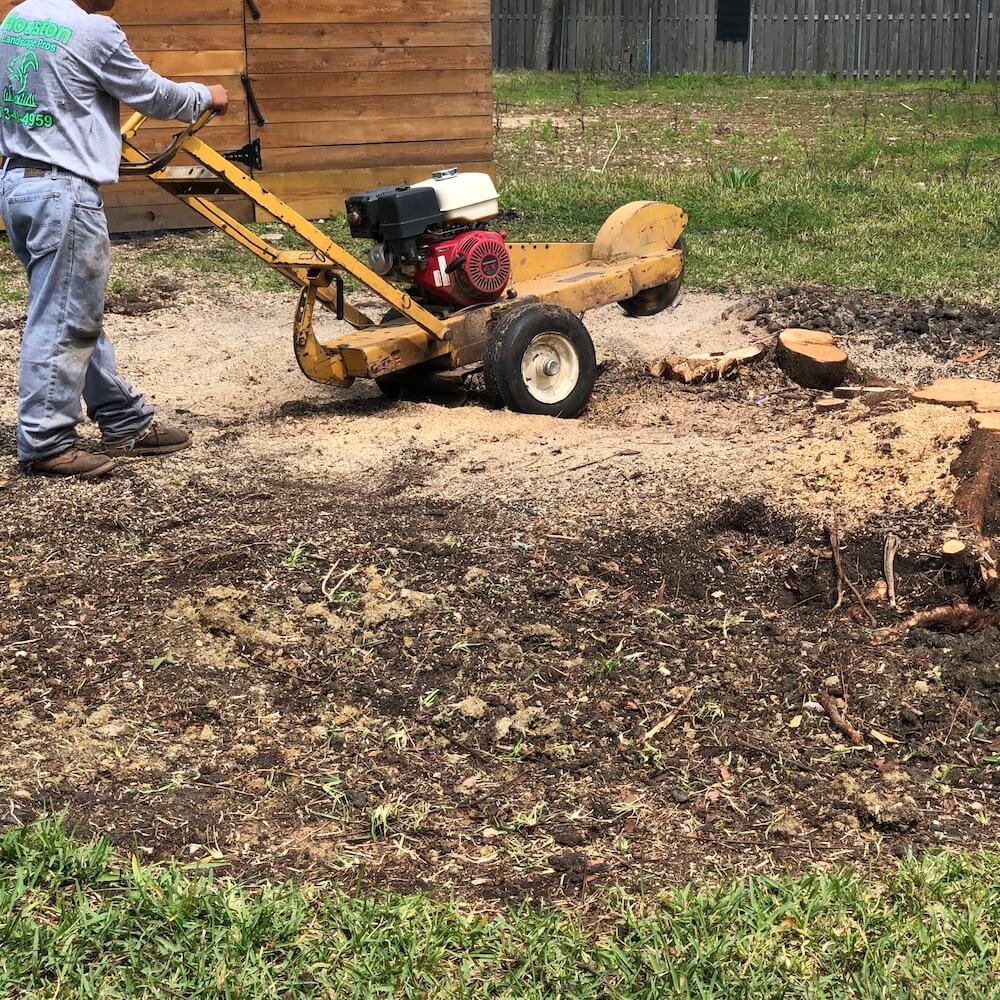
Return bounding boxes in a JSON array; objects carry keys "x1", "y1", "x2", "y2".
[{"x1": 0, "y1": 0, "x2": 229, "y2": 479}]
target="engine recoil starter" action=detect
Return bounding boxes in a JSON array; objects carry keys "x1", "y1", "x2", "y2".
[{"x1": 411, "y1": 230, "x2": 512, "y2": 309}]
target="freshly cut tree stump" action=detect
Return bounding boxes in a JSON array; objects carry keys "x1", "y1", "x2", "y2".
[
  {"x1": 941, "y1": 539, "x2": 969, "y2": 565},
  {"x1": 950, "y1": 427, "x2": 1000, "y2": 593},
  {"x1": 952, "y1": 428, "x2": 1000, "y2": 537},
  {"x1": 911, "y1": 378, "x2": 1000, "y2": 411},
  {"x1": 776, "y1": 329, "x2": 848, "y2": 390}
]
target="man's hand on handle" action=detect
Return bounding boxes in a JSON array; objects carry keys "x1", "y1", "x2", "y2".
[{"x1": 207, "y1": 85, "x2": 230, "y2": 116}]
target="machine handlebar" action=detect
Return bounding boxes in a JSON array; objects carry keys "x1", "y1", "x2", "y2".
[{"x1": 120, "y1": 109, "x2": 217, "y2": 176}]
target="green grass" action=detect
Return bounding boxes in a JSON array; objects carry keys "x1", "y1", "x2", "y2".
[
  {"x1": 130, "y1": 74, "x2": 997, "y2": 303},
  {"x1": 0, "y1": 247, "x2": 25, "y2": 305},
  {"x1": 2, "y1": 817, "x2": 1000, "y2": 998},
  {"x1": 1, "y1": 74, "x2": 997, "y2": 307},
  {"x1": 493, "y1": 73, "x2": 1000, "y2": 301},
  {"x1": 120, "y1": 215, "x2": 375, "y2": 296},
  {"x1": 493, "y1": 69, "x2": 999, "y2": 109}
]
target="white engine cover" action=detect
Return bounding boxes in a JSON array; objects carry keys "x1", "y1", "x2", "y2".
[{"x1": 414, "y1": 168, "x2": 499, "y2": 224}]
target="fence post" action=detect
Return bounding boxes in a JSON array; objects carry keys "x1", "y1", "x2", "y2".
[
  {"x1": 972, "y1": 0, "x2": 983, "y2": 82},
  {"x1": 747, "y1": 1, "x2": 755, "y2": 74},
  {"x1": 647, "y1": 2, "x2": 653, "y2": 75},
  {"x1": 854, "y1": 0, "x2": 865, "y2": 79},
  {"x1": 560, "y1": 0, "x2": 568, "y2": 71}
]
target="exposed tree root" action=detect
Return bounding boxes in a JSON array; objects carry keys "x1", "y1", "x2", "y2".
[
  {"x1": 825, "y1": 520, "x2": 876, "y2": 626},
  {"x1": 817, "y1": 691, "x2": 865, "y2": 746},
  {"x1": 895, "y1": 603, "x2": 999, "y2": 634}
]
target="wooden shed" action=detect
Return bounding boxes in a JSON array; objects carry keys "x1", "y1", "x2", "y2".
[{"x1": 2, "y1": 0, "x2": 495, "y2": 232}]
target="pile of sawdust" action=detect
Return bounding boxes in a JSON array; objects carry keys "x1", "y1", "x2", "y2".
[
  {"x1": 167, "y1": 586, "x2": 351, "y2": 668},
  {"x1": 165, "y1": 572, "x2": 442, "y2": 670},
  {"x1": 763, "y1": 403, "x2": 970, "y2": 524}
]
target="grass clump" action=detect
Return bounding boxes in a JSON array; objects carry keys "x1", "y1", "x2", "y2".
[{"x1": 2, "y1": 817, "x2": 1000, "y2": 998}]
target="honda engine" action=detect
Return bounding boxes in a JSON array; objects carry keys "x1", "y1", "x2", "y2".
[{"x1": 345, "y1": 168, "x2": 512, "y2": 310}]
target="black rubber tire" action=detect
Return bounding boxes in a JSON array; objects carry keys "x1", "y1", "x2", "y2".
[
  {"x1": 374, "y1": 371, "x2": 409, "y2": 399},
  {"x1": 375, "y1": 310, "x2": 428, "y2": 398},
  {"x1": 374, "y1": 361, "x2": 444, "y2": 399},
  {"x1": 619, "y1": 236, "x2": 686, "y2": 317},
  {"x1": 483, "y1": 304, "x2": 596, "y2": 418}
]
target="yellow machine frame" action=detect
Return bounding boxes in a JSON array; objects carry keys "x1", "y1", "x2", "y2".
[{"x1": 121, "y1": 111, "x2": 687, "y2": 391}]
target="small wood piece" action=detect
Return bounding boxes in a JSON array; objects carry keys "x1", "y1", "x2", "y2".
[
  {"x1": 833, "y1": 386, "x2": 864, "y2": 399},
  {"x1": 955, "y1": 347, "x2": 990, "y2": 364},
  {"x1": 649, "y1": 343, "x2": 765, "y2": 384},
  {"x1": 817, "y1": 691, "x2": 865, "y2": 746},
  {"x1": 884, "y1": 533, "x2": 899, "y2": 609},
  {"x1": 724, "y1": 344, "x2": 766, "y2": 365},
  {"x1": 649, "y1": 355, "x2": 734, "y2": 383},
  {"x1": 860, "y1": 386, "x2": 908, "y2": 406},
  {"x1": 815, "y1": 397, "x2": 848, "y2": 414},
  {"x1": 896, "y1": 603, "x2": 998, "y2": 634},
  {"x1": 972, "y1": 413, "x2": 1000, "y2": 432},
  {"x1": 776, "y1": 328, "x2": 848, "y2": 390},
  {"x1": 911, "y1": 378, "x2": 1000, "y2": 412},
  {"x1": 826, "y1": 520, "x2": 877, "y2": 626}
]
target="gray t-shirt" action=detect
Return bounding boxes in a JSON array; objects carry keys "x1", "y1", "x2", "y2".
[{"x1": 1, "y1": 0, "x2": 211, "y2": 185}]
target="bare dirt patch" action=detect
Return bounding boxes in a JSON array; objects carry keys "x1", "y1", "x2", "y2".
[{"x1": 1, "y1": 281, "x2": 997, "y2": 904}]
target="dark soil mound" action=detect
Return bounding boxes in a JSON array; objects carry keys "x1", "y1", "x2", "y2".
[{"x1": 753, "y1": 286, "x2": 1000, "y2": 363}]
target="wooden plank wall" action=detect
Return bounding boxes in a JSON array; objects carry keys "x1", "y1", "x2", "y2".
[
  {"x1": 0, "y1": 0, "x2": 253, "y2": 231},
  {"x1": 493, "y1": 0, "x2": 1000, "y2": 79},
  {"x1": 245, "y1": 0, "x2": 494, "y2": 222},
  {"x1": 1, "y1": 0, "x2": 494, "y2": 231},
  {"x1": 107, "y1": 0, "x2": 252, "y2": 232}
]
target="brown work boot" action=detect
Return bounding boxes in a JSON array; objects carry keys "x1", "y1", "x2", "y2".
[
  {"x1": 25, "y1": 448, "x2": 117, "y2": 480},
  {"x1": 102, "y1": 421, "x2": 192, "y2": 458}
]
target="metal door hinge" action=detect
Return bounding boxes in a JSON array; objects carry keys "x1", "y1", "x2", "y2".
[{"x1": 223, "y1": 138, "x2": 263, "y2": 172}]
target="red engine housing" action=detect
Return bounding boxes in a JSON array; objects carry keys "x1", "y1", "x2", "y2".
[{"x1": 412, "y1": 229, "x2": 511, "y2": 309}]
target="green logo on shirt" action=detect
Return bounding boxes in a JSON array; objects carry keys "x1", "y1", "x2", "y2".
[
  {"x1": 5, "y1": 48, "x2": 38, "y2": 106},
  {"x1": 2, "y1": 46, "x2": 52, "y2": 127},
  {"x1": 0, "y1": 13, "x2": 71, "y2": 130}
]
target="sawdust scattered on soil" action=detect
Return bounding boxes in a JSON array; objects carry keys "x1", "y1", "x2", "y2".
[
  {"x1": 25, "y1": 286, "x2": 954, "y2": 531},
  {"x1": 1, "y1": 278, "x2": 998, "y2": 905},
  {"x1": 762, "y1": 404, "x2": 969, "y2": 521}
]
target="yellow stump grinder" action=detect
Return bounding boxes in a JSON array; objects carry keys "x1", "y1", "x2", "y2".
[{"x1": 121, "y1": 111, "x2": 687, "y2": 418}]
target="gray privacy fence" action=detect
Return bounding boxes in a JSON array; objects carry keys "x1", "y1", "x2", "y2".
[{"x1": 493, "y1": 1, "x2": 999, "y2": 80}]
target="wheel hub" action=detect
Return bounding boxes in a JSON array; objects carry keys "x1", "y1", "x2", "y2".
[{"x1": 521, "y1": 333, "x2": 580, "y2": 404}]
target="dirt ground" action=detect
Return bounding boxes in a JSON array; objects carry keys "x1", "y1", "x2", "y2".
[{"x1": 1, "y1": 276, "x2": 998, "y2": 903}]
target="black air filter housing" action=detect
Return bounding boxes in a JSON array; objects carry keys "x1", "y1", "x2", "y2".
[{"x1": 345, "y1": 184, "x2": 443, "y2": 244}]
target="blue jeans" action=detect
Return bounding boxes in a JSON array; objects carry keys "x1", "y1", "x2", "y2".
[{"x1": 0, "y1": 164, "x2": 153, "y2": 463}]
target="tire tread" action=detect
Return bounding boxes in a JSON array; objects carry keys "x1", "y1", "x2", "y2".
[{"x1": 483, "y1": 304, "x2": 596, "y2": 417}]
